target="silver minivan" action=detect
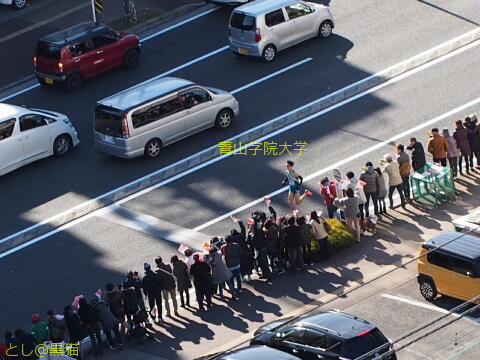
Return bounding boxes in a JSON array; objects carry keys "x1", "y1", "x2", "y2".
[
  {"x1": 229, "y1": 0, "x2": 334, "y2": 62},
  {"x1": 94, "y1": 77, "x2": 239, "y2": 159}
]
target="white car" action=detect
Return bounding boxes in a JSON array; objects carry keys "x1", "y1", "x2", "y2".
[
  {"x1": 0, "y1": 103, "x2": 79, "y2": 176},
  {"x1": 0, "y1": 0, "x2": 27, "y2": 9}
]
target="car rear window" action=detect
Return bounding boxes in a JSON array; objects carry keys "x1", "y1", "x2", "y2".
[
  {"x1": 94, "y1": 105, "x2": 123, "y2": 138},
  {"x1": 36, "y1": 41, "x2": 62, "y2": 60},
  {"x1": 341, "y1": 329, "x2": 388, "y2": 358},
  {"x1": 230, "y1": 12, "x2": 256, "y2": 31}
]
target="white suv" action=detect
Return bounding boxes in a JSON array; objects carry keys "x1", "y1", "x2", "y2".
[
  {"x1": 229, "y1": 0, "x2": 334, "y2": 62},
  {"x1": 0, "y1": 103, "x2": 79, "y2": 176},
  {"x1": 0, "y1": 0, "x2": 27, "y2": 9}
]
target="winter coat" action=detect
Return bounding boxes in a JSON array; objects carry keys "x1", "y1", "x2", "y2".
[
  {"x1": 377, "y1": 173, "x2": 387, "y2": 198},
  {"x1": 382, "y1": 161, "x2": 403, "y2": 186},
  {"x1": 208, "y1": 252, "x2": 232, "y2": 284},
  {"x1": 427, "y1": 134, "x2": 448, "y2": 160},
  {"x1": 408, "y1": 142, "x2": 426, "y2": 171},
  {"x1": 63, "y1": 310, "x2": 86, "y2": 343},
  {"x1": 396, "y1": 151, "x2": 411, "y2": 176},
  {"x1": 334, "y1": 195, "x2": 362, "y2": 219},
  {"x1": 464, "y1": 121, "x2": 480, "y2": 151},
  {"x1": 172, "y1": 260, "x2": 192, "y2": 292},
  {"x1": 319, "y1": 181, "x2": 337, "y2": 206},
  {"x1": 310, "y1": 219, "x2": 328, "y2": 240},
  {"x1": 155, "y1": 263, "x2": 176, "y2": 290},
  {"x1": 359, "y1": 166, "x2": 380, "y2": 193},
  {"x1": 347, "y1": 177, "x2": 366, "y2": 204},
  {"x1": 190, "y1": 260, "x2": 211, "y2": 288},
  {"x1": 142, "y1": 270, "x2": 164, "y2": 297},
  {"x1": 78, "y1": 301, "x2": 101, "y2": 327},
  {"x1": 104, "y1": 289, "x2": 124, "y2": 319},
  {"x1": 264, "y1": 225, "x2": 280, "y2": 254},
  {"x1": 93, "y1": 300, "x2": 120, "y2": 331},
  {"x1": 31, "y1": 321, "x2": 50, "y2": 344},
  {"x1": 232, "y1": 221, "x2": 255, "y2": 276},
  {"x1": 284, "y1": 225, "x2": 303, "y2": 249},
  {"x1": 249, "y1": 222, "x2": 267, "y2": 251},
  {"x1": 453, "y1": 126, "x2": 472, "y2": 156},
  {"x1": 299, "y1": 223, "x2": 312, "y2": 246},
  {"x1": 47, "y1": 315, "x2": 66, "y2": 342},
  {"x1": 444, "y1": 135, "x2": 461, "y2": 158},
  {"x1": 122, "y1": 287, "x2": 139, "y2": 316},
  {"x1": 222, "y1": 242, "x2": 242, "y2": 268}
]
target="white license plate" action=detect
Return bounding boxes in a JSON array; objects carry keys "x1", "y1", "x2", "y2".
[{"x1": 103, "y1": 135, "x2": 114, "y2": 144}]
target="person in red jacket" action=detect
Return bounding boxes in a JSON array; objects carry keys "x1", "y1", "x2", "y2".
[{"x1": 319, "y1": 177, "x2": 337, "y2": 219}]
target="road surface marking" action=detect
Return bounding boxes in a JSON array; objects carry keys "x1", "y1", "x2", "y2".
[
  {"x1": 0, "y1": 2, "x2": 90, "y2": 44},
  {"x1": 381, "y1": 294, "x2": 454, "y2": 315},
  {"x1": 231, "y1": 58, "x2": 313, "y2": 94},
  {"x1": 446, "y1": 337, "x2": 480, "y2": 360},
  {"x1": 140, "y1": 7, "x2": 220, "y2": 43},
  {"x1": 2, "y1": 34, "x2": 480, "y2": 257}
]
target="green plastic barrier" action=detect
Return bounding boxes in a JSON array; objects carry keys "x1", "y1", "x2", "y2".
[{"x1": 411, "y1": 162, "x2": 456, "y2": 206}]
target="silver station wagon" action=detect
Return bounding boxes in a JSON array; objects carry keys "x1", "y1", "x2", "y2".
[
  {"x1": 229, "y1": 0, "x2": 335, "y2": 62},
  {"x1": 94, "y1": 77, "x2": 240, "y2": 159},
  {"x1": 0, "y1": 103, "x2": 79, "y2": 176}
]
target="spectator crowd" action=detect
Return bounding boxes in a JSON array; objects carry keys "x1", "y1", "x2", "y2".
[{"x1": 1, "y1": 116, "x2": 480, "y2": 360}]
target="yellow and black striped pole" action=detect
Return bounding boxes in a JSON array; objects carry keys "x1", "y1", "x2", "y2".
[{"x1": 91, "y1": 0, "x2": 104, "y2": 23}]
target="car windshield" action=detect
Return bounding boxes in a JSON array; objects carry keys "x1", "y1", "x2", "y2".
[
  {"x1": 36, "y1": 41, "x2": 61, "y2": 60},
  {"x1": 94, "y1": 106, "x2": 123, "y2": 137},
  {"x1": 230, "y1": 12, "x2": 256, "y2": 31},
  {"x1": 341, "y1": 329, "x2": 388, "y2": 359}
]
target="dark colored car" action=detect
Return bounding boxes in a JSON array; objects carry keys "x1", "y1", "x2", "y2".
[
  {"x1": 196, "y1": 345, "x2": 302, "y2": 360},
  {"x1": 251, "y1": 310, "x2": 396, "y2": 360},
  {"x1": 34, "y1": 22, "x2": 141, "y2": 92}
]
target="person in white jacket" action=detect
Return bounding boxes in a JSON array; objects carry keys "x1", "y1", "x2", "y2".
[{"x1": 381, "y1": 154, "x2": 406, "y2": 208}]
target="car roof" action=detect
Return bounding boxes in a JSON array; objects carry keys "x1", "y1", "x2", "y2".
[
  {"x1": 236, "y1": 0, "x2": 302, "y2": 16},
  {"x1": 424, "y1": 231, "x2": 480, "y2": 260},
  {"x1": 218, "y1": 345, "x2": 301, "y2": 360},
  {"x1": 0, "y1": 103, "x2": 26, "y2": 120},
  {"x1": 39, "y1": 22, "x2": 109, "y2": 45},
  {"x1": 295, "y1": 310, "x2": 375, "y2": 339},
  {"x1": 97, "y1": 77, "x2": 195, "y2": 111}
]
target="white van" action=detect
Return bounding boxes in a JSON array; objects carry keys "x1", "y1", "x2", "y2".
[
  {"x1": 94, "y1": 77, "x2": 239, "y2": 159},
  {"x1": 0, "y1": 103, "x2": 79, "y2": 176}
]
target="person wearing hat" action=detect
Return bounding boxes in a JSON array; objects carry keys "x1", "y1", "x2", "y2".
[
  {"x1": 142, "y1": 263, "x2": 164, "y2": 322},
  {"x1": 30, "y1": 313, "x2": 50, "y2": 344},
  {"x1": 442, "y1": 128, "x2": 461, "y2": 178},
  {"x1": 380, "y1": 154, "x2": 405, "y2": 208},
  {"x1": 427, "y1": 128, "x2": 448, "y2": 167}
]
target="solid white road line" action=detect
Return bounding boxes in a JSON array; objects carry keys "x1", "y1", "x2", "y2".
[
  {"x1": 1, "y1": 83, "x2": 41, "y2": 102},
  {"x1": 231, "y1": 57, "x2": 313, "y2": 94},
  {"x1": 381, "y1": 294, "x2": 454, "y2": 315},
  {"x1": 3, "y1": 32, "x2": 480, "y2": 256},
  {"x1": 140, "y1": 7, "x2": 220, "y2": 43}
]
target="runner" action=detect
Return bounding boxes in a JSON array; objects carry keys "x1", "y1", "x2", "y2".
[{"x1": 282, "y1": 160, "x2": 312, "y2": 212}]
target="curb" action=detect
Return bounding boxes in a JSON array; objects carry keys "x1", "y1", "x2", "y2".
[{"x1": 2, "y1": 27, "x2": 480, "y2": 255}]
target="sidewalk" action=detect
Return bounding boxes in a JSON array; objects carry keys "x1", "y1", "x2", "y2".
[{"x1": 80, "y1": 174, "x2": 480, "y2": 359}]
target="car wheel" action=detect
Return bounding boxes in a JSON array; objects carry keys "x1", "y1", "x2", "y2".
[
  {"x1": 262, "y1": 44, "x2": 276, "y2": 62},
  {"x1": 318, "y1": 20, "x2": 333, "y2": 39},
  {"x1": 144, "y1": 138, "x2": 162, "y2": 159},
  {"x1": 419, "y1": 279, "x2": 437, "y2": 301},
  {"x1": 124, "y1": 50, "x2": 140, "y2": 68},
  {"x1": 215, "y1": 109, "x2": 233, "y2": 129},
  {"x1": 65, "y1": 73, "x2": 83, "y2": 92},
  {"x1": 13, "y1": 0, "x2": 27, "y2": 9},
  {"x1": 53, "y1": 135, "x2": 71, "y2": 157}
]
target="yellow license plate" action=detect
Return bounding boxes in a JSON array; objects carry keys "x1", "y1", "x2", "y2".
[
  {"x1": 239, "y1": 48, "x2": 249, "y2": 55},
  {"x1": 45, "y1": 77, "x2": 54, "y2": 85}
]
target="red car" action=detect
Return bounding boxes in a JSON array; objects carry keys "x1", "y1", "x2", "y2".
[{"x1": 34, "y1": 22, "x2": 141, "y2": 92}]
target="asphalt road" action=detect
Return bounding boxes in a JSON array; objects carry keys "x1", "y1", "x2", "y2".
[
  {"x1": 1, "y1": 14, "x2": 480, "y2": 358},
  {"x1": 0, "y1": 0, "x2": 478, "y2": 239}
]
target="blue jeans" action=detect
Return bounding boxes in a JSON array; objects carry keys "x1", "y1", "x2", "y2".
[
  {"x1": 228, "y1": 266, "x2": 242, "y2": 292},
  {"x1": 326, "y1": 204, "x2": 337, "y2": 219}
]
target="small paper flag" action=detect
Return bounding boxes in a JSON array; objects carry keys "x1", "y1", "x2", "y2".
[
  {"x1": 178, "y1": 244, "x2": 189, "y2": 254},
  {"x1": 358, "y1": 180, "x2": 367, "y2": 187},
  {"x1": 247, "y1": 218, "x2": 255, "y2": 225},
  {"x1": 72, "y1": 295, "x2": 84, "y2": 309}
]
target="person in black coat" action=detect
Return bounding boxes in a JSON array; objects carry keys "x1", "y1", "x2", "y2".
[
  {"x1": 230, "y1": 218, "x2": 254, "y2": 281},
  {"x1": 407, "y1": 137, "x2": 426, "y2": 172},
  {"x1": 284, "y1": 216, "x2": 305, "y2": 272},
  {"x1": 13, "y1": 329, "x2": 36, "y2": 360},
  {"x1": 63, "y1": 305, "x2": 86, "y2": 359},
  {"x1": 171, "y1": 255, "x2": 192, "y2": 307},
  {"x1": 189, "y1": 254, "x2": 212, "y2": 311},
  {"x1": 142, "y1": 263, "x2": 164, "y2": 321},
  {"x1": 78, "y1": 298, "x2": 103, "y2": 356},
  {"x1": 124, "y1": 271, "x2": 146, "y2": 311}
]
